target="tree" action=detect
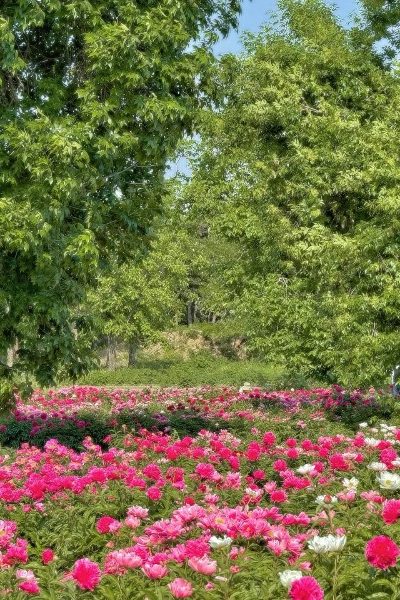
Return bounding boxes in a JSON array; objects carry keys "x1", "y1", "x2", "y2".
[
  {"x1": 181, "y1": 0, "x2": 400, "y2": 385},
  {"x1": 0, "y1": 0, "x2": 241, "y2": 388},
  {"x1": 88, "y1": 227, "x2": 189, "y2": 366}
]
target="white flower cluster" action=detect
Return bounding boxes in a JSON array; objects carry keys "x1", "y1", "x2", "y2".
[
  {"x1": 209, "y1": 535, "x2": 232, "y2": 549},
  {"x1": 308, "y1": 534, "x2": 347, "y2": 554},
  {"x1": 342, "y1": 477, "x2": 359, "y2": 491},
  {"x1": 297, "y1": 464, "x2": 315, "y2": 475},
  {"x1": 279, "y1": 570, "x2": 303, "y2": 588},
  {"x1": 315, "y1": 495, "x2": 338, "y2": 507},
  {"x1": 377, "y1": 471, "x2": 400, "y2": 490}
]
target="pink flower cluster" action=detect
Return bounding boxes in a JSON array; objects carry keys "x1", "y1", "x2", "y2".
[{"x1": 0, "y1": 385, "x2": 396, "y2": 597}]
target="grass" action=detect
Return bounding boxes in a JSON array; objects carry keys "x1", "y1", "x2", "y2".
[{"x1": 75, "y1": 354, "x2": 312, "y2": 388}]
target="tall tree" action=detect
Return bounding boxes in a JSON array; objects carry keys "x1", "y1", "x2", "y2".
[
  {"x1": 0, "y1": 0, "x2": 241, "y2": 388},
  {"x1": 88, "y1": 225, "x2": 189, "y2": 367},
  {"x1": 182, "y1": 0, "x2": 400, "y2": 385}
]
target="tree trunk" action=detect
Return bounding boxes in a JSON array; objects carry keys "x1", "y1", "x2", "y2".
[
  {"x1": 105, "y1": 336, "x2": 117, "y2": 370},
  {"x1": 128, "y1": 341, "x2": 139, "y2": 366}
]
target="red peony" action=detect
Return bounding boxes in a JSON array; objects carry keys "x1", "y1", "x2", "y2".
[
  {"x1": 263, "y1": 432, "x2": 277, "y2": 447},
  {"x1": 382, "y1": 500, "x2": 400, "y2": 525},
  {"x1": 71, "y1": 558, "x2": 102, "y2": 590},
  {"x1": 289, "y1": 576, "x2": 324, "y2": 600},
  {"x1": 41, "y1": 548, "x2": 54, "y2": 565},
  {"x1": 365, "y1": 536, "x2": 400, "y2": 570},
  {"x1": 96, "y1": 516, "x2": 121, "y2": 534},
  {"x1": 18, "y1": 581, "x2": 40, "y2": 595},
  {"x1": 270, "y1": 489, "x2": 288, "y2": 503},
  {"x1": 146, "y1": 486, "x2": 162, "y2": 501}
]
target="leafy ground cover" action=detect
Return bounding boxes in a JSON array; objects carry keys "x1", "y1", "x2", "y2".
[{"x1": 0, "y1": 386, "x2": 400, "y2": 598}]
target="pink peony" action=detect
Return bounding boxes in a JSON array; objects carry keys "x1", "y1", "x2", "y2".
[
  {"x1": 142, "y1": 562, "x2": 168, "y2": 579},
  {"x1": 188, "y1": 556, "x2": 217, "y2": 575},
  {"x1": 289, "y1": 576, "x2": 324, "y2": 600},
  {"x1": 263, "y1": 432, "x2": 277, "y2": 446},
  {"x1": 168, "y1": 578, "x2": 193, "y2": 598},
  {"x1": 365, "y1": 536, "x2": 400, "y2": 570},
  {"x1": 71, "y1": 558, "x2": 102, "y2": 590}
]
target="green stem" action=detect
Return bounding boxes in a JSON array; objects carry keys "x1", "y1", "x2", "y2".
[{"x1": 332, "y1": 555, "x2": 339, "y2": 600}]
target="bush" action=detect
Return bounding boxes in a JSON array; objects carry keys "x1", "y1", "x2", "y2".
[
  {"x1": 0, "y1": 408, "x2": 228, "y2": 451},
  {"x1": 325, "y1": 391, "x2": 395, "y2": 428}
]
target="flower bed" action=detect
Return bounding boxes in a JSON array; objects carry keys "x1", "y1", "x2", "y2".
[{"x1": 0, "y1": 386, "x2": 398, "y2": 598}]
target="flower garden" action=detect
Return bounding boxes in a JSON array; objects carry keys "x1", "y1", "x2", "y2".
[{"x1": 0, "y1": 385, "x2": 400, "y2": 599}]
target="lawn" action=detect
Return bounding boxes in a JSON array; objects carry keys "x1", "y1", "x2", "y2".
[{"x1": 0, "y1": 385, "x2": 399, "y2": 599}]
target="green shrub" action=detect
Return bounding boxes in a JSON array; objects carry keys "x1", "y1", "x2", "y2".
[{"x1": 326, "y1": 394, "x2": 395, "y2": 429}]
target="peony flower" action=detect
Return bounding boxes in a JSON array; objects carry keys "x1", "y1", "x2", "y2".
[
  {"x1": 382, "y1": 499, "x2": 400, "y2": 525},
  {"x1": 377, "y1": 472, "x2": 400, "y2": 490},
  {"x1": 41, "y1": 548, "x2": 54, "y2": 565},
  {"x1": 289, "y1": 576, "x2": 324, "y2": 600},
  {"x1": 270, "y1": 489, "x2": 288, "y2": 503},
  {"x1": 368, "y1": 462, "x2": 387, "y2": 472},
  {"x1": 342, "y1": 477, "x2": 359, "y2": 491},
  {"x1": 18, "y1": 581, "x2": 40, "y2": 595},
  {"x1": 279, "y1": 570, "x2": 303, "y2": 588},
  {"x1": 209, "y1": 535, "x2": 232, "y2": 549},
  {"x1": 365, "y1": 536, "x2": 400, "y2": 570},
  {"x1": 315, "y1": 495, "x2": 338, "y2": 507},
  {"x1": 188, "y1": 556, "x2": 217, "y2": 575},
  {"x1": 71, "y1": 558, "x2": 101, "y2": 591},
  {"x1": 308, "y1": 534, "x2": 346, "y2": 554},
  {"x1": 96, "y1": 516, "x2": 121, "y2": 534},
  {"x1": 147, "y1": 486, "x2": 162, "y2": 501},
  {"x1": 142, "y1": 563, "x2": 168, "y2": 579},
  {"x1": 297, "y1": 464, "x2": 315, "y2": 475},
  {"x1": 127, "y1": 506, "x2": 149, "y2": 519},
  {"x1": 168, "y1": 578, "x2": 193, "y2": 598}
]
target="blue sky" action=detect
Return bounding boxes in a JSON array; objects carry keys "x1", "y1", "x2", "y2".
[{"x1": 214, "y1": 0, "x2": 359, "y2": 55}]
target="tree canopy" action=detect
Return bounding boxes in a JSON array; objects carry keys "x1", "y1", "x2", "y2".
[
  {"x1": 177, "y1": 0, "x2": 400, "y2": 385},
  {"x1": 0, "y1": 0, "x2": 240, "y2": 387}
]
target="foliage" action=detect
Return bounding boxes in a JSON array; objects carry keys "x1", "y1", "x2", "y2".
[
  {"x1": 0, "y1": 408, "x2": 225, "y2": 451},
  {"x1": 87, "y1": 226, "x2": 190, "y2": 363},
  {"x1": 0, "y1": 0, "x2": 241, "y2": 386},
  {"x1": 325, "y1": 391, "x2": 396, "y2": 429},
  {"x1": 178, "y1": 0, "x2": 400, "y2": 386}
]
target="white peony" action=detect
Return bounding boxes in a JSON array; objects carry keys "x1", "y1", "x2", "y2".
[
  {"x1": 315, "y1": 495, "x2": 338, "y2": 506},
  {"x1": 209, "y1": 535, "x2": 232, "y2": 549},
  {"x1": 342, "y1": 477, "x2": 359, "y2": 491},
  {"x1": 279, "y1": 570, "x2": 303, "y2": 588},
  {"x1": 359, "y1": 422, "x2": 368, "y2": 428},
  {"x1": 364, "y1": 438, "x2": 380, "y2": 447},
  {"x1": 377, "y1": 471, "x2": 400, "y2": 490},
  {"x1": 297, "y1": 464, "x2": 315, "y2": 475},
  {"x1": 368, "y1": 462, "x2": 387, "y2": 472},
  {"x1": 308, "y1": 534, "x2": 347, "y2": 554}
]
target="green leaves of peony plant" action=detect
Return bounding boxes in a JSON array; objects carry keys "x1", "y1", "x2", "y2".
[{"x1": 0, "y1": 0, "x2": 241, "y2": 388}]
